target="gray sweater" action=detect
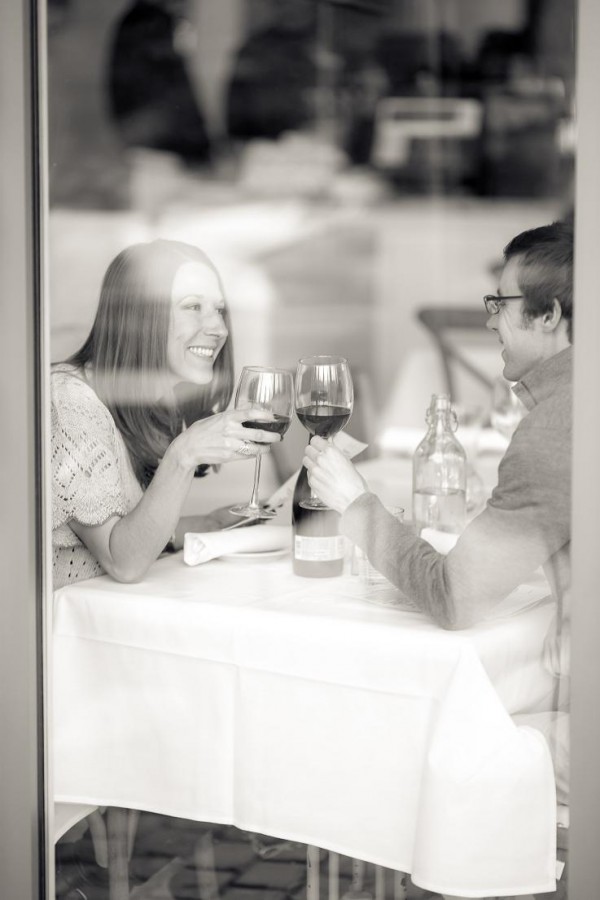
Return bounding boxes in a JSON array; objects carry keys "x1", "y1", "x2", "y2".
[{"x1": 342, "y1": 347, "x2": 572, "y2": 630}]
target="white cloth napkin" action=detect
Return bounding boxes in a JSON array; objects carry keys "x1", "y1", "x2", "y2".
[{"x1": 184, "y1": 525, "x2": 292, "y2": 566}]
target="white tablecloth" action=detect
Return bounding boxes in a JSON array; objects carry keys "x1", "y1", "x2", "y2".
[{"x1": 53, "y1": 552, "x2": 558, "y2": 897}]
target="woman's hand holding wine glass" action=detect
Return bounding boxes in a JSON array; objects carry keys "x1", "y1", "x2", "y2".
[
  {"x1": 295, "y1": 355, "x2": 353, "y2": 510},
  {"x1": 230, "y1": 366, "x2": 294, "y2": 519}
]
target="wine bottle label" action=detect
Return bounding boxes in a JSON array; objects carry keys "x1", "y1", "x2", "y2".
[{"x1": 294, "y1": 535, "x2": 345, "y2": 562}]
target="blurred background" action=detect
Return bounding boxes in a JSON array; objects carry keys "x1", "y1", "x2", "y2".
[
  {"x1": 48, "y1": 2, "x2": 577, "y2": 897},
  {"x1": 47, "y1": 0, "x2": 576, "y2": 468}
]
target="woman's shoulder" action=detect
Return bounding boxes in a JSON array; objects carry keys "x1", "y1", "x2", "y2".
[
  {"x1": 52, "y1": 364, "x2": 101, "y2": 404},
  {"x1": 51, "y1": 365, "x2": 116, "y2": 435},
  {"x1": 52, "y1": 362, "x2": 89, "y2": 387}
]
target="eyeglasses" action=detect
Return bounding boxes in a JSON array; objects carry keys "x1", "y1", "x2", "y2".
[{"x1": 483, "y1": 294, "x2": 524, "y2": 315}]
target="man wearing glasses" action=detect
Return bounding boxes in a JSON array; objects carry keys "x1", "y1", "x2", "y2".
[
  {"x1": 305, "y1": 219, "x2": 573, "y2": 801},
  {"x1": 305, "y1": 219, "x2": 573, "y2": 628}
]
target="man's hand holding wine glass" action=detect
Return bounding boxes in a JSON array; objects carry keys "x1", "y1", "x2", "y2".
[
  {"x1": 294, "y1": 355, "x2": 354, "y2": 510},
  {"x1": 303, "y1": 436, "x2": 368, "y2": 514}
]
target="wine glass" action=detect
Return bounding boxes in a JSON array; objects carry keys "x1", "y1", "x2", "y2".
[
  {"x1": 230, "y1": 366, "x2": 294, "y2": 519},
  {"x1": 490, "y1": 376, "x2": 526, "y2": 441},
  {"x1": 295, "y1": 355, "x2": 354, "y2": 510}
]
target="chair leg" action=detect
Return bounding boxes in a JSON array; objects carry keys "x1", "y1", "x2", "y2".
[
  {"x1": 393, "y1": 871, "x2": 408, "y2": 900},
  {"x1": 194, "y1": 830, "x2": 220, "y2": 900},
  {"x1": 374, "y1": 866, "x2": 386, "y2": 900},
  {"x1": 106, "y1": 807, "x2": 130, "y2": 900},
  {"x1": 126, "y1": 808, "x2": 140, "y2": 860},
  {"x1": 341, "y1": 858, "x2": 373, "y2": 898},
  {"x1": 87, "y1": 809, "x2": 108, "y2": 868},
  {"x1": 329, "y1": 851, "x2": 340, "y2": 900},
  {"x1": 307, "y1": 845, "x2": 321, "y2": 900}
]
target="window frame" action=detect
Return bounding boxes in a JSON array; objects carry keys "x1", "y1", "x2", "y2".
[
  {"x1": 0, "y1": 0, "x2": 51, "y2": 897},
  {"x1": 1, "y1": 0, "x2": 599, "y2": 896}
]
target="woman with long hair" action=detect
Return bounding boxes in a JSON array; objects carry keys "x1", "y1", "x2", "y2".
[{"x1": 51, "y1": 239, "x2": 279, "y2": 588}]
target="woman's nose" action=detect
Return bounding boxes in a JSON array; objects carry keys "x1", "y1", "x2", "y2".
[{"x1": 205, "y1": 314, "x2": 227, "y2": 337}]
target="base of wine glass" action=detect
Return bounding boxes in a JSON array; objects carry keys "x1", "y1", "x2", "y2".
[
  {"x1": 299, "y1": 498, "x2": 330, "y2": 511},
  {"x1": 229, "y1": 503, "x2": 276, "y2": 519}
]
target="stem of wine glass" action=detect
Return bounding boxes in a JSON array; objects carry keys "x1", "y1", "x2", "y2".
[
  {"x1": 247, "y1": 454, "x2": 263, "y2": 514},
  {"x1": 307, "y1": 436, "x2": 318, "y2": 503},
  {"x1": 306, "y1": 435, "x2": 331, "y2": 506}
]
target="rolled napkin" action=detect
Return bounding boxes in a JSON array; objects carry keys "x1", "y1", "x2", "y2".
[{"x1": 184, "y1": 525, "x2": 292, "y2": 566}]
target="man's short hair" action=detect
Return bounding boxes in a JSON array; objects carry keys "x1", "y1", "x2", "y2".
[{"x1": 504, "y1": 220, "x2": 573, "y2": 341}]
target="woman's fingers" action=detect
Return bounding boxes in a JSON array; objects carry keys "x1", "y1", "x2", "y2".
[
  {"x1": 225, "y1": 410, "x2": 282, "y2": 444},
  {"x1": 240, "y1": 425, "x2": 281, "y2": 444},
  {"x1": 234, "y1": 437, "x2": 271, "y2": 458}
]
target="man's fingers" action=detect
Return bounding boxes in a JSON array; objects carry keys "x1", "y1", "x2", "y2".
[{"x1": 310, "y1": 435, "x2": 328, "y2": 451}]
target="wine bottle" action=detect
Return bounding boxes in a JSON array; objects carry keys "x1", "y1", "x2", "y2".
[{"x1": 292, "y1": 466, "x2": 345, "y2": 577}]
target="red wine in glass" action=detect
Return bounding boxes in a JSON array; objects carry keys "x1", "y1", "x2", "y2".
[
  {"x1": 295, "y1": 356, "x2": 354, "y2": 510},
  {"x1": 241, "y1": 415, "x2": 291, "y2": 437},
  {"x1": 295, "y1": 405, "x2": 351, "y2": 439},
  {"x1": 230, "y1": 367, "x2": 294, "y2": 519}
]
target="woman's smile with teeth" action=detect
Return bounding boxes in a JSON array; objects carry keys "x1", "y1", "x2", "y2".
[{"x1": 188, "y1": 346, "x2": 215, "y2": 358}]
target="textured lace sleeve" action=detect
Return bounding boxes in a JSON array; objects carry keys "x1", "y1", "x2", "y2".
[{"x1": 51, "y1": 373, "x2": 134, "y2": 534}]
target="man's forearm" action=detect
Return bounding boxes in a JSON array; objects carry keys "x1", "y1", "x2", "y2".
[{"x1": 341, "y1": 493, "x2": 459, "y2": 629}]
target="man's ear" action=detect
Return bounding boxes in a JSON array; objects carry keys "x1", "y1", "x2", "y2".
[{"x1": 541, "y1": 298, "x2": 563, "y2": 332}]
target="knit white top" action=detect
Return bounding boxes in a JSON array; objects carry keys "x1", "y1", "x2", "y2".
[{"x1": 51, "y1": 366, "x2": 143, "y2": 589}]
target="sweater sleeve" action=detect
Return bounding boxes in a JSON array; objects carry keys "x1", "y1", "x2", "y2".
[
  {"x1": 342, "y1": 418, "x2": 570, "y2": 630},
  {"x1": 51, "y1": 374, "x2": 134, "y2": 537}
]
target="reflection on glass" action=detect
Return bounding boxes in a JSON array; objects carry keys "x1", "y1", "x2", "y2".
[{"x1": 47, "y1": 0, "x2": 575, "y2": 895}]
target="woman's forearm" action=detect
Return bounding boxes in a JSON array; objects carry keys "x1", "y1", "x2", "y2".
[
  {"x1": 106, "y1": 444, "x2": 195, "y2": 581},
  {"x1": 171, "y1": 513, "x2": 221, "y2": 550}
]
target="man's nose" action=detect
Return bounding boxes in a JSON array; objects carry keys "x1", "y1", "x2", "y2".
[{"x1": 486, "y1": 314, "x2": 497, "y2": 332}]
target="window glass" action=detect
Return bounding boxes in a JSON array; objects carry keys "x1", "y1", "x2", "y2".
[{"x1": 48, "y1": 2, "x2": 575, "y2": 898}]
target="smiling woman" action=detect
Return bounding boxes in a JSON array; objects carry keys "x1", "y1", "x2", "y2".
[
  {"x1": 167, "y1": 258, "x2": 229, "y2": 387},
  {"x1": 50, "y1": 239, "x2": 283, "y2": 588}
]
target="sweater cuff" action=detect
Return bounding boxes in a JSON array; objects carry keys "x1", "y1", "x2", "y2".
[{"x1": 341, "y1": 491, "x2": 389, "y2": 542}]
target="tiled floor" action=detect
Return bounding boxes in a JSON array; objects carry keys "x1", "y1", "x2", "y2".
[{"x1": 55, "y1": 812, "x2": 444, "y2": 900}]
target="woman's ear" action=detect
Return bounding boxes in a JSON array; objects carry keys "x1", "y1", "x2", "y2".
[{"x1": 542, "y1": 298, "x2": 563, "y2": 332}]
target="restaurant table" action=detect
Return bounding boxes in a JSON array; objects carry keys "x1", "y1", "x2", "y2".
[{"x1": 53, "y1": 542, "x2": 559, "y2": 898}]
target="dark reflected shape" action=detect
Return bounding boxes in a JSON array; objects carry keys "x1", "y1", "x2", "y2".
[
  {"x1": 107, "y1": 0, "x2": 211, "y2": 165},
  {"x1": 226, "y1": 22, "x2": 316, "y2": 140}
]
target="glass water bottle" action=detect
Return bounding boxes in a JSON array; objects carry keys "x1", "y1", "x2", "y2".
[{"x1": 412, "y1": 394, "x2": 467, "y2": 536}]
